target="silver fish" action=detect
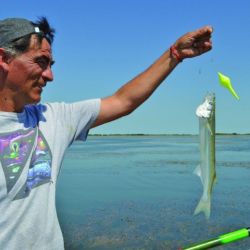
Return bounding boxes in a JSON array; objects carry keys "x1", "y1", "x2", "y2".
[{"x1": 194, "y1": 93, "x2": 216, "y2": 219}]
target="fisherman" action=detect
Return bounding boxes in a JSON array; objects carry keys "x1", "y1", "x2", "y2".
[{"x1": 0, "y1": 17, "x2": 213, "y2": 249}]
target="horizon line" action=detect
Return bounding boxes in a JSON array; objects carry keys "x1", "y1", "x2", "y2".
[{"x1": 89, "y1": 133, "x2": 250, "y2": 136}]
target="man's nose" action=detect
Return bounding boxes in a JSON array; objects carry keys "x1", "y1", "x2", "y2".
[{"x1": 42, "y1": 66, "x2": 54, "y2": 82}]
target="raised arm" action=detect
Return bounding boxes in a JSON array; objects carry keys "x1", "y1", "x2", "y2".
[{"x1": 92, "y1": 25, "x2": 213, "y2": 128}]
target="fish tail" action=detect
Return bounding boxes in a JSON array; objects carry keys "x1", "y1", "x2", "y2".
[{"x1": 194, "y1": 197, "x2": 211, "y2": 219}]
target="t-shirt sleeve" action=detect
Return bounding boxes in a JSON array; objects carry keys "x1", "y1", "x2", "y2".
[
  {"x1": 44, "y1": 99, "x2": 100, "y2": 144},
  {"x1": 70, "y1": 99, "x2": 101, "y2": 141}
]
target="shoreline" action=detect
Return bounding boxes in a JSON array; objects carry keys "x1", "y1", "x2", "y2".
[{"x1": 89, "y1": 133, "x2": 250, "y2": 136}]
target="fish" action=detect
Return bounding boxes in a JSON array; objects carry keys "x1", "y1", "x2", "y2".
[{"x1": 194, "y1": 93, "x2": 216, "y2": 219}]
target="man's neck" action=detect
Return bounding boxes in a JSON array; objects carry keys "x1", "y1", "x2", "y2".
[{"x1": 0, "y1": 94, "x2": 24, "y2": 113}]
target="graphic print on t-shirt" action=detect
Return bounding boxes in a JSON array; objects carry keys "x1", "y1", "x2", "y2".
[
  {"x1": 14, "y1": 130, "x2": 52, "y2": 200},
  {"x1": 0, "y1": 129, "x2": 36, "y2": 193},
  {"x1": 0, "y1": 129, "x2": 52, "y2": 200}
]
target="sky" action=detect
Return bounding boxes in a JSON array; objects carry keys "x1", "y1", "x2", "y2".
[{"x1": 1, "y1": 0, "x2": 250, "y2": 134}]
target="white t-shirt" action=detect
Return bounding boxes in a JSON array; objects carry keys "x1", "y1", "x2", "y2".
[{"x1": 0, "y1": 99, "x2": 100, "y2": 250}]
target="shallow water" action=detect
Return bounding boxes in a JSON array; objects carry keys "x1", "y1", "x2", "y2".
[{"x1": 56, "y1": 135, "x2": 250, "y2": 249}]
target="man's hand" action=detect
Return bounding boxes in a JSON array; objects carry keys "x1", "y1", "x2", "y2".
[{"x1": 172, "y1": 26, "x2": 213, "y2": 60}]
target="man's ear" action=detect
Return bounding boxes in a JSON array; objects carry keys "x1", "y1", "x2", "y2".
[{"x1": 0, "y1": 48, "x2": 11, "y2": 72}]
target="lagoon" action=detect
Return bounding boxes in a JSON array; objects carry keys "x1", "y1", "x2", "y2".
[{"x1": 56, "y1": 135, "x2": 250, "y2": 249}]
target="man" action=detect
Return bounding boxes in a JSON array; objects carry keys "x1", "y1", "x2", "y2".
[{"x1": 0, "y1": 17, "x2": 212, "y2": 249}]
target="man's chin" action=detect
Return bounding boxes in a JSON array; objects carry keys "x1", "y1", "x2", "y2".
[{"x1": 27, "y1": 96, "x2": 41, "y2": 105}]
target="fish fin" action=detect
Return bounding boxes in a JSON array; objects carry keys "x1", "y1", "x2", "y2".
[
  {"x1": 194, "y1": 197, "x2": 211, "y2": 219},
  {"x1": 193, "y1": 165, "x2": 201, "y2": 177},
  {"x1": 193, "y1": 165, "x2": 204, "y2": 185}
]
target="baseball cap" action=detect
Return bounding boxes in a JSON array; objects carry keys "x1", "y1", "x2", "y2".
[{"x1": 0, "y1": 18, "x2": 42, "y2": 47}]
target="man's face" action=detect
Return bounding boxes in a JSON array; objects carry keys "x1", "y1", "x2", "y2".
[{"x1": 6, "y1": 35, "x2": 54, "y2": 109}]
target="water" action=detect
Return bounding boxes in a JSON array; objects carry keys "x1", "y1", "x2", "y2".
[{"x1": 56, "y1": 135, "x2": 250, "y2": 250}]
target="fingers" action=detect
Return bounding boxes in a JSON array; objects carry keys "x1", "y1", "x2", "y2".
[
  {"x1": 192, "y1": 25, "x2": 213, "y2": 39},
  {"x1": 193, "y1": 41, "x2": 212, "y2": 56},
  {"x1": 192, "y1": 26, "x2": 213, "y2": 54},
  {"x1": 193, "y1": 39, "x2": 212, "y2": 50},
  {"x1": 176, "y1": 25, "x2": 213, "y2": 49},
  {"x1": 183, "y1": 37, "x2": 212, "y2": 58}
]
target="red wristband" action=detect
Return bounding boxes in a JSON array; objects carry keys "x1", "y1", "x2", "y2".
[{"x1": 170, "y1": 45, "x2": 183, "y2": 62}]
